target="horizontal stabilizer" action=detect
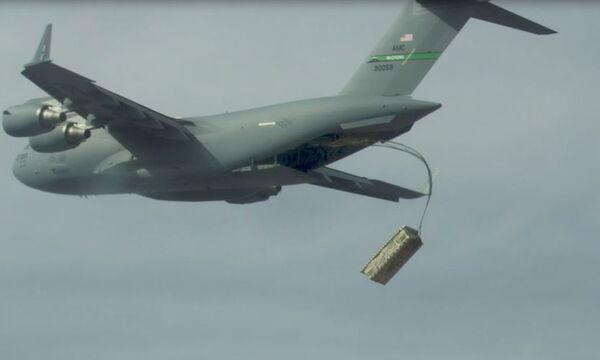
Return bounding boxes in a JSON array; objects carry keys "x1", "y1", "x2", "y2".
[
  {"x1": 308, "y1": 167, "x2": 425, "y2": 202},
  {"x1": 472, "y1": 2, "x2": 557, "y2": 35}
]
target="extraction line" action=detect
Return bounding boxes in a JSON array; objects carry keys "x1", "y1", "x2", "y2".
[{"x1": 372, "y1": 141, "x2": 433, "y2": 235}]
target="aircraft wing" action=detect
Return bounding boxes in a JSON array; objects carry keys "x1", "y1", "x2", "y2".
[
  {"x1": 308, "y1": 167, "x2": 425, "y2": 202},
  {"x1": 22, "y1": 60, "x2": 191, "y2": 141},
  {"x1": 21, "y1": 25, "x2": 224, "y2": 171}
]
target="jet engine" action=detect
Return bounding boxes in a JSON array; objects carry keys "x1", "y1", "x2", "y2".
[
  {"x1": 2, "y1": 102, "x2": 67, "y2": 137},
  {"x1": 29, "y1": 122, "x2": 91, "y2": 153}
]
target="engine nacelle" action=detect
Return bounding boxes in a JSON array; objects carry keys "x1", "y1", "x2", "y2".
[
  {"x1": 3, "y1": 101, "x2": 67, "y2": 137},
  {"x1": 29, "y1": 123, "x2": 91, "y2": 153}
]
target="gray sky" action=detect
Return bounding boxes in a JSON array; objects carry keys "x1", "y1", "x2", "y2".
[{"x1": 1, "y1": 2, "x2": 599, "y2": 359}]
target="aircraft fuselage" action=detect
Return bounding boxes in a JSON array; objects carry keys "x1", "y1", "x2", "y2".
[{"x1": 11, "y1": 95, "x2": 440, "y2": 203}]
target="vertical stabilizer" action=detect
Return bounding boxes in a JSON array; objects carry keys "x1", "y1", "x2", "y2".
[{"x1": 340, "y1": 1, "x2": 555, "y2": 97}]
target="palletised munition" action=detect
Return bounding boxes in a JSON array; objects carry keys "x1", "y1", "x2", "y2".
[{"x1": 361, "y1": 226, "x2": 423, "y2": 285}]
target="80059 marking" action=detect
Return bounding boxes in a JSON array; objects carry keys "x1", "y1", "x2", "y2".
[{"x1": 374, "y1": 64, "x2": 394, "y2": 71}]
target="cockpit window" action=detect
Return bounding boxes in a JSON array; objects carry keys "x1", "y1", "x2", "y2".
[{"x1": 3, "y1": 110, "x2": 10, "y2": 115}]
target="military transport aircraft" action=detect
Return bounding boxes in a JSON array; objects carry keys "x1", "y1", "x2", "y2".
[{"x1": 3, "y1": 1, "x2": 554, "y2": 204}]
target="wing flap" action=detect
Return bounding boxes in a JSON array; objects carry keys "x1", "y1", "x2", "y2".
[{"x1": 308, "y1": 167, "x2": 425, "y2": 202}]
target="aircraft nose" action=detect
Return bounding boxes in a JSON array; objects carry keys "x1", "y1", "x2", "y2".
[
  {"x1": 12, "y1": 152, "x2": 28, "y2": 186},
  {"x1": 11, "y1": 149, "x2": 38, "y2": 189}
]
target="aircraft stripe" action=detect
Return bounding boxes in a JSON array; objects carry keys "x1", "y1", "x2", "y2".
[{"x1": 368, "y1": 51, "x2": 443, "y2": 63}]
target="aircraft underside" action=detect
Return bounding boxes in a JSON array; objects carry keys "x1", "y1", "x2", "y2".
[
  {"x1": 139, "y1": 125, "x2": 416, "y2": 203},
  {"x1": 12, "y1": 122, "x2": 419, "y2": 204}
]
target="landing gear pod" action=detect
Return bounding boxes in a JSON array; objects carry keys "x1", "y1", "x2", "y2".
[
  {"x1": 361, "y1": 226, "x2": 423, "y2": 285},
  {"x1": 29, "y1": 122, "x2": 91, "y2": 153}
]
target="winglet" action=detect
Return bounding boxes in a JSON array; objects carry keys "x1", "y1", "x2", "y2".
[{"x1": 27, "y1": 24, "x2": 52, "y2": 66}]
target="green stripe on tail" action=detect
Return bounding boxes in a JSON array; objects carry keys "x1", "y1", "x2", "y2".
[{"x1": 368, "y1": 51, "x2": 443, "y2": 64}]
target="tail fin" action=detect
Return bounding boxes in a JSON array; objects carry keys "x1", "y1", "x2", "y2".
[{"x1": 340, "y1": 1, "x2": 556, "y2": 97}]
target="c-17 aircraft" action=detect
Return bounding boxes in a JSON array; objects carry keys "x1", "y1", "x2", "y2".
[{"x1": 3, "y1": 1, "x2": 554, "y2": 204}]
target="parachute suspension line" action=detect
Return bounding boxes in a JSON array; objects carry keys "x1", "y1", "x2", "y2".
[{"x1": 372, "y1": 141, "x2": 433, "y2": 235}]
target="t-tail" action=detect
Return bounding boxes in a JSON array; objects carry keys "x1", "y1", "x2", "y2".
[{"x1": 340, "y1": 0, "x2": 556, "y2": 96}]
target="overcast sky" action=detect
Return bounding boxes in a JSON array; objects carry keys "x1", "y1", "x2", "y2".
[{"x1": 1, "y1": 1, "x2": 599, "y2": 359}]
